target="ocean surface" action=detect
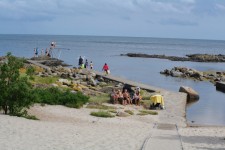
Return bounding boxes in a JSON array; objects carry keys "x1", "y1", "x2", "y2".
[{"x1": 1, "y1": 34, "x2": 225, "y2": 126}]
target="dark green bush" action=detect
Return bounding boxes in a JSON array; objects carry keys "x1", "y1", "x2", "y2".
[{"x1": 32, "y1": 87, "x2": 89, "y2": 108}]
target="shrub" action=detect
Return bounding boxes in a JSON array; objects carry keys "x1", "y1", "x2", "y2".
[
  {"x1": 90, "y1": 111, "x2": 115, "y2": 118},
  {"x1": 0, "y1": 53, "x2": 35, "y2": 115},
  {"x1": 32, "y1": 87, "x2": 89, "y2": 108}
]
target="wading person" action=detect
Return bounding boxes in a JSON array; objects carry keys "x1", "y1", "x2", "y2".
[{"x1": 102, "y1": 63, "x2": 110, "y2": 75}]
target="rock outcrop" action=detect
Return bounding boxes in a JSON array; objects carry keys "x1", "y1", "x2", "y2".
[
  {"x1": 121, "y1": 53, "x2": 225, "y2": 62},
  {"x1": 160, "y1": 67, "x2": 225, "y2": 84}
]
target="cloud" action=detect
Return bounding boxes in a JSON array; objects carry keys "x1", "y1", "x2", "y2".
[
  {"x1": 160, "y1": 18, "x2": 198, "y2": 26},
  {"x1": 0, "y1": 0, "x2": 198, "y2": 22}
]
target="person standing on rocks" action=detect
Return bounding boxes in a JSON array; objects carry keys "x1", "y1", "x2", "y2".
[
  {"x1": 78, "y1": 56, "x2": 83, "y2": 67},
  {"x1": 102, "y1": 63, "x2": 110, "y2": 75},
  {"x1": 85, "y1": 59, "x2": 88, "y2": 68},
  {"x1": 34, "y1": 48, "x2": 38, "y2": 57},
  {"x1": 90, "y1": 61, "x2": 93, "y2": 69}
]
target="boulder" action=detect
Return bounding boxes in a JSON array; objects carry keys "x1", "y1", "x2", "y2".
[
  {"x1": 89, "y1": 78, "x2": 97, "y2": 86},
  {"x1": 58, "y1": 79, "x2": 71, "y2": 86},
  {"x1": 171, "y1": 70, "x2": 183, "y2": 77},
  {"x1": 179, "y1": 86, "x2": 199, "y2": 101},
  {"x1": 216, "y1": 82, "x2": 225, "y2": 93}
]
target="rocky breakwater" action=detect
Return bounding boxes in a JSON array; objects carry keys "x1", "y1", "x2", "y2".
[
  {"x1": 160, "y1": 67, "x2": 225, "y2": 84},
  {"x1": 121, "y1": 53, "x2": 225, "y2": 62},
  {"x1": 24, "y1": 60, "x2": 142, "y2": 98}
]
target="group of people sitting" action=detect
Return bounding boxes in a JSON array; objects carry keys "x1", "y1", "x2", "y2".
[{"x1": 111, "y1": 87, "x2": 142, "y2": 106}]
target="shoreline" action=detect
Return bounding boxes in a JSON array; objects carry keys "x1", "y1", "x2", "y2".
[{"x1": 1, "y1": 58, "x2": 225, "y2": 149}]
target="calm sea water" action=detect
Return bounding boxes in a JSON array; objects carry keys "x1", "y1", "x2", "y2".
[{"x1": 1, "y1": 34, "x2": 225, "y2": 126}]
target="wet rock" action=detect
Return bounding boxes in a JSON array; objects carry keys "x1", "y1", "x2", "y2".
[{"x1": 216, "y1": 82, "x2": 225, "y2": 93}]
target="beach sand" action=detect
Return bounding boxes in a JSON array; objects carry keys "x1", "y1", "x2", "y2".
[
  {"x1": 0, "y1": 104, "x2": 157, "y2": 150},
  {"x1": 0, "y1": 104, "x2": 225, "y2": 150}
]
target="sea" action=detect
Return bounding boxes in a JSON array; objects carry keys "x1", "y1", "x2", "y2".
[{"x1": 1, "y1": 34, "x2": 225, "y2": 126}]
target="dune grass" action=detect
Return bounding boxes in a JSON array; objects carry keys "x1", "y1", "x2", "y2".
[
  {"x1": 137, "y1": 110, "x2": 158, "y2": 116},
  {"x1": 124, "y1": 110, "x2": 134, "y2": 115},
  {"x1": 89, "y1": 93, "x2": 110, "y2": 104},
  {"x1": 86, "y1": 104, "x2": 116, "y2": 110},
  {"x1": 90, "y1": 111, "x2": 115, "y2": 118}
]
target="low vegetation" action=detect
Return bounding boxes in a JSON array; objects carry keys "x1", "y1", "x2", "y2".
[
  {"x1": 0, "y1": 53, "x2": 35, "y2": 116},
  {"x1": 90, "y1": 111, "x2": 115, "y2": 118},
  {"x1": 124, "y1": 110, "x2": 134, "y2": 115},
  {"x1": 32, "y1": 87, "x2": 89, "y2": 108},
  {"x1": 86, "y1": 103, "x2": 116, "y2": 110},
  {"x1": 137, "y1": 110, "x2": 158, "y2": 115},
  {"x1": 89, "y1": 94, "x2": 110, "y2": 104}
]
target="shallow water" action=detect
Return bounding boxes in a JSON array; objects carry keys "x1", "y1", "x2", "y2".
[{"x1": 1, "y1": 34, "x2": 225, "y2": 125}]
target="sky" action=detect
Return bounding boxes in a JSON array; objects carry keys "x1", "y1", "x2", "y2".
[{"x1": 0, "y1": 0, "x2": 225, "y2": 40}]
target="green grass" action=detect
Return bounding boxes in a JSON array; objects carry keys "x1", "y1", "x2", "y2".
[
  {"x1": 124, "y1": 110, "x2": 134, "y2": 115},
  {"x1": 138, "y1": 110, "x2": 158, "y2": 115},
  {"x1": 89, "y1": 94, "x2": 110, "y2": 104},
  {"x1": 108, "y1": 109, "x2": 117, "y2": 113},
  {"x1": 23, "y1": 115, "x2": 39, "y2": 120},
  {"x1": 86, "y1": 104, "x2": 116, "y2": 110},
  {"x1": 90, "y1": 111, "x2": 115, "y2": 118},
  {"x1": 137, "y1": 112, "x2": 149, "y2": 116}
]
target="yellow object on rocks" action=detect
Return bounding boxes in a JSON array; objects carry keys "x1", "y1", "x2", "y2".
[{"x1": 150, "y1": 94, "x2": 164, "y2": 106}]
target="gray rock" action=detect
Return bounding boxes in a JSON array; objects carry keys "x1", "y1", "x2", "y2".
[
  {"x1": 58, "y1": 79, "x2": 71, "y2": 86},
  {"x1": 179, "y1": 86, "x2": 199, "y2": 101},
  {"x1": 171, "y1": 70, "x2": 183, "y2": 77},
  {"x1": 61, "y1": 73, "x2": 70, "y2": 78},
  {"x1": 89, "y1": 78, "x2": 97, "y2": 86},
  {"x1": 97, "y1": 76, "x2": 104, "y2": 82}
]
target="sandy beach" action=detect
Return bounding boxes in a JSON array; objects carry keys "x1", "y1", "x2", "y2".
[{"x1": 1, "y1": 104, "x2": 225, "y2": 150}]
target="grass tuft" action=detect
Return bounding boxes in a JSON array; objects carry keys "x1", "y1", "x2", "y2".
[
  {"x1": 86, "y1": 104, "x2": 116, "y2": 110},
  {"x1": 89, "y1": 94, "x2": 110, "y2": 104},
  {"x1": 90, "y1": 111, "x2": 115, "y2": 118},
  {"x1": 124, "y1": 110, "x2": 134, "y2": 115},
  {"x1": 138, "y1": 110, "x2": 158, "y2": 115}
]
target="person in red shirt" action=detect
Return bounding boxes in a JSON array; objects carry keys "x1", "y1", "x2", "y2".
[{"x1": 102, "y1": 63, "x2": 110, "y2": 75}]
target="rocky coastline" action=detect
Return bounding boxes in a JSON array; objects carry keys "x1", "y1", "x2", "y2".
[
  {"x1": 121, "y1": 53, "x2": 225, "y2": 62},
  {"x1": 160, "y1": 66, "x2": 225, "y2": 84}
]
